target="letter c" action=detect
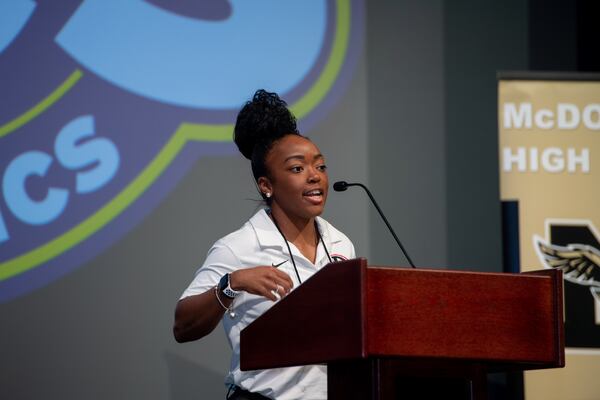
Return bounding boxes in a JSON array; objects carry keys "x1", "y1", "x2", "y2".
[{"x1": 2, "y1": 151, "x2": 69, "y2": 225}]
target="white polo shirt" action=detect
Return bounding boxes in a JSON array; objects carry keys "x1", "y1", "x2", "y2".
[{"x1": 180, "y1": 209, "x2": 356, "y2": 400}]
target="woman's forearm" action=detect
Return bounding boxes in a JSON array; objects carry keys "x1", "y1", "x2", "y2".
[{"x1": 173, "y1": 288, "x2": 231, "y2": 343}]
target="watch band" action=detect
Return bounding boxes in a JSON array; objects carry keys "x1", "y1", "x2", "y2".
[{"x1": 218, "y1": 273, "x2": 240, "y2": 299}]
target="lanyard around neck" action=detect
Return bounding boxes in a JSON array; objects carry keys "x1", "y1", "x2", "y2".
[{"x1": 267, "y1": 209, "x2": 333, "y2": 285}]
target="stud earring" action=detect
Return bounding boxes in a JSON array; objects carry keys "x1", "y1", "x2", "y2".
[{"x1": 265, "y1": 192, "x2": 271, "y2": 198}]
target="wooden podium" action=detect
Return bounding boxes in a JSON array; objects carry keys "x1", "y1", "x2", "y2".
[{"x1": 240, "y1": 259, "x2": 564, "y2": 399}]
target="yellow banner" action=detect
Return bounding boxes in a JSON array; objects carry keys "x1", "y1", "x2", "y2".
[{"x1": 499, "y1": 78, "x2": 600, "y2": 400}]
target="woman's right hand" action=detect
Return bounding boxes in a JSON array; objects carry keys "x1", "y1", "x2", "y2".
[{"x1": 230, "y1": 266, "x2": 294, "y2": 301}]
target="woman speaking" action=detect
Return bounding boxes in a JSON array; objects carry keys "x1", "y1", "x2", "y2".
[{"x1": 173, "y1": 90, "x2": 355, "y2": 400}]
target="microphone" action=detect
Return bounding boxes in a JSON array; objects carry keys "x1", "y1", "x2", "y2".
[{"x1": 333, "y1": 181, "x2": 416, "y2": 268}]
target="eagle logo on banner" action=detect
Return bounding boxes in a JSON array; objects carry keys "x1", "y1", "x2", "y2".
[{"x1": 534, "y1": 220, "x2": 600, "y2": 348}]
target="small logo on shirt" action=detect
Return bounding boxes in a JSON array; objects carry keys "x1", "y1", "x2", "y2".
[{"x1": 272, "y1": 260, "x2": 288, "y2": 268}]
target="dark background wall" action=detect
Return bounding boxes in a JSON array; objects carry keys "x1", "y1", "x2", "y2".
[
  {"x1": 366, "y1": 0, "x2": 529, "y2": 272},
  {"x1": 444, "y1": 0, "x2": 528, "y2": 272},
  {"x1": 367, "y1": 0, "x2": 599, "y2": 275},
  {"x1": 367, "y1": 1, "x2": 447, "y2": 269},
  {"x1": 2, "y1": 1, "x2": 599, "y2": 399}
]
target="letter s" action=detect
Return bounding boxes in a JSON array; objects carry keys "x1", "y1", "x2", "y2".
[{"x1": 54, "y1": 115, "x2": 120, "y2": 194}]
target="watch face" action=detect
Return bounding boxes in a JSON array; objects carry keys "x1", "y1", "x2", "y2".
[
  {"x1": 218, "y1": 274, "x2": 237, "y2": 298},
  {"x1": 218, "y1": 274, "x2": 229, "y2": 291}
]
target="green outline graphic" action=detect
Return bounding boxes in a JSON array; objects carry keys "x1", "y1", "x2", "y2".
[
  {"x1": 0, "y1": 0, "x2": 351, "y2": 281},
  {"x1": 0, "y1": 70, "x2": 83, "y2": 138}
]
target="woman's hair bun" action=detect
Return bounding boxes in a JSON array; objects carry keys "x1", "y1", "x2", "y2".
[{"x1": 234, "y1": 89, "x2": 299, "y2": 160}]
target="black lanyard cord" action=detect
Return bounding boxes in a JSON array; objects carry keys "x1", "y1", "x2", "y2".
[
  {"x1": 268, "y1": 210, "x2": 332, "y2": 285},
  {"x1": 316, "y1": 222, "x2": 333, "y2": 264}
]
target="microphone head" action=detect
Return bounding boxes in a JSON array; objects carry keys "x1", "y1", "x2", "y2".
[{"x1": 333, "y1": 181, "x2": 348, "y2": 192}]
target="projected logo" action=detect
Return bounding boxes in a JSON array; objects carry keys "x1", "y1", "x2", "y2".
[
  {"x1": 0, "y1": 0, "x2": 364, "y2": 302},
  {"x1": 534, "y1": 220, "x2": 600, "y2": 349}
]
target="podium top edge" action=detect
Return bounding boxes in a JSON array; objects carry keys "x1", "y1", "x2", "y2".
[{"x1": 363, "y1": 263, "x2": 555, "y2": 278}]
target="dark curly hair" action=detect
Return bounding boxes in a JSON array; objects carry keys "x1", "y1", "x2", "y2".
[{"x1": 234, "y1": 89, "x2": 301, "y2": 198}]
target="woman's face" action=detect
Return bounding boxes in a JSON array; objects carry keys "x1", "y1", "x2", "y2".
[{"x1": 259, "y1": 135, "x2": 329, "y2": 222}]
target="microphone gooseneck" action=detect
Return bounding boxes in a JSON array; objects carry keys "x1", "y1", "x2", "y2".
[{"x1": 333, "y1": 181, "x2": 416, "y2": 268}]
